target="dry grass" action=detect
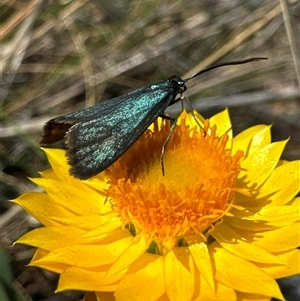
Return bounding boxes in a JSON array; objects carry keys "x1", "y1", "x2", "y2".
[{"x1": 1, "y1": 0, "x2": 299, "y2": 300}]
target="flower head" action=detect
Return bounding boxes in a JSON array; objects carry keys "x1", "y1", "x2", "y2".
[{"x1": 15, "y1": 110, "x2": 300, "y2": 301}]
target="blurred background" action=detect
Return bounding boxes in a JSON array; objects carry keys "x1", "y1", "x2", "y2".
[{"x1": 1, "y1": 0, "x2": 299, "y2": 300}]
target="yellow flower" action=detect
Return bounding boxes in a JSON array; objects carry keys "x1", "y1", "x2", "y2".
[{"x1": 14, "y1": 110, "x2": 300, "y2": 301}]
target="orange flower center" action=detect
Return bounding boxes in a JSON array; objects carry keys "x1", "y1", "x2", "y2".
[{"x1": 106, "y1": 114, "x2": 243, "y2": 252}]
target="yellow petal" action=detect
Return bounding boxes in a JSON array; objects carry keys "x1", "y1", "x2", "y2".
[
  {"x1": 197, "y1": 275, "x2": 236, "y2": 301},
  {"x1": 13, "y1": 192, "x2": 75, "y2": 226},
  {"x1": 291, "y1": 197, "x2": 300, "y2": 206},
  {"x1": 32, "y1": 237, "x2": 134, "y2": 267},
  {"x1": 228, "y1": 206, "x2": 300, "y2": 227},
  {"x1": 31, "y1": 248, "x2": 48, "y2": 261},
  {"x1": 80, "y1": 224, "x2": 127, "y2": 241},
  {"x1": 43, "y1": 148, "x2": 108, "y2": 192},
  {"x1": 105, "y1": 236, "x2": 148, "y2": 278},
  {"x1": 48, "y1": 214, "x2": 119, "y2": 230},
  {"x1": 42, "y1": 148, "x2": 75, "y2": 183},
  {"x1": 164, "y1": 248, "x2": 194, "y2": 301},
  {"x1": 31, "y1": 178, "x2": 104, "y2": 215},
  {"x1": 17, "y1": 226, "x2": 85, "y2": 250},
  {"x1": 213, "y1": 223, "x2": 283, "y2": 264},
  {"x1": 57, "y1": 267, "x2": 122, "y2": 292},
  {"x1": 232, "y1": 125, "x2": 268, "y2": 155},
  {"x1": 40, "y1": 168, "x2": 59, "y2": 180},
  {"x1": 258, "y1": 160, "x2": 300, "y2": 205},
  {"x1": 248, "y1": 126, "x2": 272, "y2": 156},
  {"x1": 115, "y1": 254, "x2": 165, "y2": 301},
  {"x1": 183, "y1": 110, "x2": 205, "y2": 128},
  {"x1": 253, "y1": 222, "x2": 300, "y2": 252},
  {"x1": 209, "y1": 108, "x2": 232, "y2": 149},
  {"x1": 210, "y1": 242, "x2": 284, "y2": 300},
  {"x1": 260, "y1": 249, "x2": 300, "y2": 278},
  {"x1": 188, "y1": 242, "x2": 214, "y2": 290},
  {"x1": 84, "y1": 176, "x2": 110, "y2": 192},
  {"x1": 236, "y1": 291, "x2": 272, "y2": 301},
  {"x1": 209, "y1": 108, "x2": 232, "y2": 137},
  {"x1": 224, "y1": 215, "x2": 276, "y2": 231},
  {"x1": 238, "y1": 140, "x2": 288, "y2": 187},
  {"x1": 30, "y1": 256, "x2": 70, "y2": 274},
  {"x1": 30, "y1": 249, "x2": 69, "y2": 274}
]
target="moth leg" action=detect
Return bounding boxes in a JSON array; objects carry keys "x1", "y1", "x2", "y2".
[
  {"x1": 159, "y1": 114, "x2": 173, "y2": 120},
  {"x1": 190, "y1": 110, "x2": 206, "y2": 137},
  {"x1": 159, "y1": 117, "x2": 178, "y2": 176},
  {"x1": 180, "y1": 95, "x2": 206, "y2": 137}
]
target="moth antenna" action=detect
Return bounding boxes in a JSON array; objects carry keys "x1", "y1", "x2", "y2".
[{"x1": 183, "y1": 57, "x2": 268, "y2": 82}]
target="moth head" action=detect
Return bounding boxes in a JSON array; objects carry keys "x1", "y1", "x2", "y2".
[{"x1": 168, "y1": 75, "x2": 187, "y2": 94}]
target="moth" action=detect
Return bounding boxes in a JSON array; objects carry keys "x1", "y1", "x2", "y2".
[{"x1": 41, "y1": 58, "x2": 267, "y2": 179}]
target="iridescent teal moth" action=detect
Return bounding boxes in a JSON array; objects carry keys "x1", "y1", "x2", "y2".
[{"x1": 41, "y1": 58, "x2": 267, "y2": 179}]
